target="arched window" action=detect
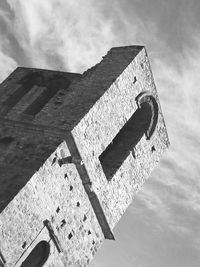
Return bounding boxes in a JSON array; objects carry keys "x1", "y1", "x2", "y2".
[
  {"x1": 99, "y1": 92, "x2": 159, "y2": 181},
  {"x1": 20, "y1": 241, "x2": 50, "y2": 267},
  {"x1": 135, "y1": 92, "x2": 159, "y2": 139}
]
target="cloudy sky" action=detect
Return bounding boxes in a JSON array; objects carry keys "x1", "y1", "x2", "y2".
[{"x1": 0, "y1": 0, "x2": 200, "y2": 266}]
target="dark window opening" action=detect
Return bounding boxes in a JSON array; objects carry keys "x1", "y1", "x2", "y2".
[
  {"x1": 56, "y1": 207, "x2": 60, "y2": 213},
  {"x1": 22, "y1": 242, "x2": 27, "y2": 249},
  {"x1": 20, "y1": 241, "x2": 50, "y2": 267},
  {"x1": 0, "y1": 136, "x2": 15, "y2": 146},
  {"x1": 135, "y1": 92, "x2": 159, "y2": 139},
  {"x1": 23, "y1": 76, "x2": 70, "y2": 116},
  {"x1": 51, "y1": 156, "x2": 57, "y2": 165},
  {"x1": 60, "y1": 219, "x2": 66, "y2": 228},
  {"x1": 2, "y1": 72, "x2": 44, "y2": 114},
  {"x1": 69, "y1": 185, "x2": 73, "y2": 191},
  {"x1": 99, "y1": 94, "x2": 158, "y2": 181},
  {"x1": 68, "y1": 233, "x2": 73, "y2": 240},
  {"x1": 22, "y1": 89, "x2": 56, "y2": 116}
]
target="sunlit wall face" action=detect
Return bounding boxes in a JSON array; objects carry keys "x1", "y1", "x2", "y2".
[{"x1": 0, "y1": 1, "x2": 200, "y2": 267}]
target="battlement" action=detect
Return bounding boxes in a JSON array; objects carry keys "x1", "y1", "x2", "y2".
[{"x1": 0, "y1": 46, "x2": 169, "y2": 267}]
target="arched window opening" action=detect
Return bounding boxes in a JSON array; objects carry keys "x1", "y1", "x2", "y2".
[
  {"x1": 20, "y1": 241, "x2": 50, "y2": 267},
  {"x1": 135, "y1": 92, "x2": 159, "y2": 139},
  {"x1": 99, "y1": 92, "x2": 159, "y2": 181},
  {"x1": 23, "y1": 76, "x2": 70, "y2": 116},
  {"x1": 2, "y1": 72, "x2": 44, "y2": 115}
]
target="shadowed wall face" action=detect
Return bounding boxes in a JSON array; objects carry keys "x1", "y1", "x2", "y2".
[
  {"x1": 22, "y1": 76, "x2": 71, "y2": 116},
  {"x1": 0, "y1": 68, "x2": 81, "y2": 120},
  {"x1": 0, "y1": 72, "x2": 44, "y2": 115}
]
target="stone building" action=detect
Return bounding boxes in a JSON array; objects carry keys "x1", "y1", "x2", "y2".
[{"x1": 0, "y1": 46, "x2": 169, "y2": 267}]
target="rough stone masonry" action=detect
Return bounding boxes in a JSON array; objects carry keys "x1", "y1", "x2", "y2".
[{"x1": 0, "y1": 46, "x2": 169, "y2": 267}]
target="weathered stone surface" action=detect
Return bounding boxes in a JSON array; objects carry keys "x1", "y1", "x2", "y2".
[
  {"x1": 72, "y1": 47, "x2": 169, "y2": 229},
  {"x1": 0, "y1": 46, "x2": 169, "y2": 267},
  {"x1": 0, "y1": 142, "x2": 104, "y2": 267}
]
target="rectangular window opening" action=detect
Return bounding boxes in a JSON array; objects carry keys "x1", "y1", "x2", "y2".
[
  {"x1": 1, "y1": 72, "x2": 43, "y2": 115},
  {"x1": 23, "y1": 88, "x2": 59, "y2": 116},
  {"x1": 2, "y1": 85, "x2": 32, "y2": 114},
  {"x1": 99, "y1": 104, "x2": 152, "y2": 181}
]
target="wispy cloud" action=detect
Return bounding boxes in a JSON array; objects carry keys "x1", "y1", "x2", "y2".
[
  {"x1": 0, "y1": 48, "x2": 17, "y2": 82},
  {"x1": 2, "y1": 0, "x2": 168, "y2": 74},
  {"x1": 5, "y1": 0, "x2": 119, "y2": 72},
  {"x1": 1, "y1": 1, "x2": 200, "y2": 266},
  {"x1": 0, "y1": 7, "x2": 17, "y2": 82}
]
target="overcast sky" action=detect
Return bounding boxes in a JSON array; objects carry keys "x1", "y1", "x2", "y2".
[{"x1": 0, "y1": 1, "x2": 200, "y2": 267}]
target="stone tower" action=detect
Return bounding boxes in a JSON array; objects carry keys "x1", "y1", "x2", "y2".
[{"x1": 0, "y1": 46, "x2": 169, "y2": 267}]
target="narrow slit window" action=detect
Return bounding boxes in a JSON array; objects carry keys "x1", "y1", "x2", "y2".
[
  {"x1": 20, "y1": 241, "x2": 50, "y2": 267},
  {"x1": 99, "y1": 94, "x2": 158, "y2": 181}
]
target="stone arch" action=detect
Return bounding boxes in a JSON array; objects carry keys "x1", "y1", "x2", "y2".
[
  {"x1": 99, "y1": 91, "x2": 159, "y2": 180},
  {"x1": 135, "y1": 91, "x2": 159, "y2": 140},
  {"x1": 20, "y1": 240, "x2": 50, "y2": 267}
]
